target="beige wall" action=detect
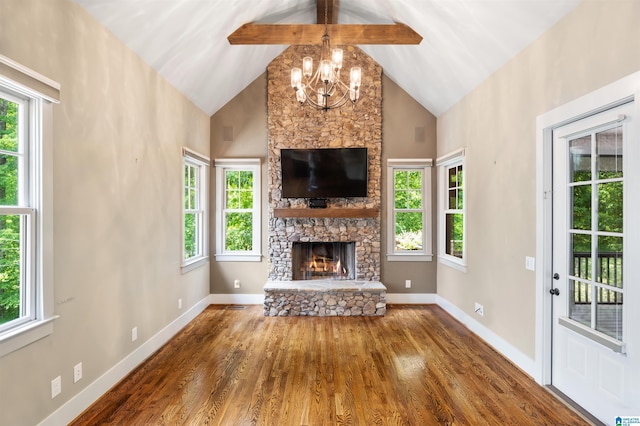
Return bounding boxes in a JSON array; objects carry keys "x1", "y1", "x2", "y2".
[
  {"x1": 0, "y1": 0, "x2": 210, "y2": 424},
  {"x1": 436, "y1": 0, "x2": 640, "y2": 359},
  {"x1": 381, "y1": 75, "x2": 438, "y2": 293},
  {"x1": 210, "y1": 72, "x2": 437, "y2": 294},
  {"x1": 209, "y1": 74, "x2": 270, "y2": 294}
]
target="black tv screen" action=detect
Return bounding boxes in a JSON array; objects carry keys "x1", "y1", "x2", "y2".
[{"x1": 281, "y1": 148, "x2": 368, "y2": 198}]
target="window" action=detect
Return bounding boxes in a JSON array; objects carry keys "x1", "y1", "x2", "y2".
[
  {"x1": 386, "y1": 159, "x2": 433, "y2": 261},
  {"x1": 214, "y1": 158, "x2": 261, "y2": 261},
  {"x1": 0, "y1": 55, "x2": 58, "y2": 357},
  {"x1": 182, "y1": 148, "x2": 209, "y2": 272},
  {"x1": 437, "y1": 149, "x2": 466, "y2": 270}
]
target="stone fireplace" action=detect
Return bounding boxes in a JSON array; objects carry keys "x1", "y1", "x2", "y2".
[
  {"x1": 266, "y1": 44, "x2": 383, "y2": 282},
  {"x1": 263, "y1": 44, "x2": 386, "y2": 316}
]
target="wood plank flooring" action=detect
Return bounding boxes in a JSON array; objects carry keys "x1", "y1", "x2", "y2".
[{"x1": 71, "y1": 305, "x2": 592, "y2": 425}]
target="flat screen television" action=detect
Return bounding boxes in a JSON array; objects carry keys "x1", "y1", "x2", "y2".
[{"x1": 281, "y1": 148, "x2": 368, "y2": 198}]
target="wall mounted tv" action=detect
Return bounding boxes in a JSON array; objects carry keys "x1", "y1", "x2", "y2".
[{"x1": 281, "y1": 148, "x2": 368, "y2": 198}]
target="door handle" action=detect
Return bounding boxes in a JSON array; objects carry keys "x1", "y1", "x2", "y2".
[{"x1": 549, "y1": 288, "x2": 560, "y2": 296}]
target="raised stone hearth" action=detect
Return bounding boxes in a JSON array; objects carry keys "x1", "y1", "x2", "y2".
[{"x1": 264, "y1": 280, "x2": 387, "y2": 317}]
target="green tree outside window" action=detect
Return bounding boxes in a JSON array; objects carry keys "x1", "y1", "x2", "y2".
[
  {"x1": 0, "y1": 98, "x2": 21, "y2": 324},
  {"x1": 393, "y1": 170, "x2": 423, "y2": 251}
]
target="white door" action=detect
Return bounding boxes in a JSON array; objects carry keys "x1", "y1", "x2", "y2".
[{"x1": 552, "y1": 102, "x2": 640, "y2": 423}]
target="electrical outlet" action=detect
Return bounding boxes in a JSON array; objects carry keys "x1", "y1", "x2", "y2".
[
  {"x1": 234, "y1": 279, "x2": 241, "y2": 289},
  {"x1": 131, "y1": 326, "x2": 138, "y2": 342},
  {"x1": 51, "y1": 376, "x2": 61, "y2": 399},
  {"x1": 474, "y1": 302, "x2": 484, "y2": 316},
  {"x1": 73, "y1": 362, "x2": 83, "y2": 383},
  {"x1": 178, "y1": 298, "x2": 182, "y2": 309},
  {"x1": 405, "y1": 279, "x2": 411, "y2": 289}
]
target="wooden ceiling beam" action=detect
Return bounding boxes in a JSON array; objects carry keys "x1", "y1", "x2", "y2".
[
  {"x1": 227, "y1": 23, "x2": 422, "y2": 45},
  {"x1": 316, "y1": 0, "x2": 338, "y2": 24}
]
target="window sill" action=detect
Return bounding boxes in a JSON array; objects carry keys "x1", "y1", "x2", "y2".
[
  {"x1": 0, "y1": 316, "x2": 58, "y2": 358},
  {"x1": 181, "y1": 256, "x2": 209, "y2": 274},
  {"x1": 438, "y1": 255, "x2": 467, "y2": 272},
  {"x1": 215, "y1": 253, "x2": 262, "y2": 262},
  {"x1": 387, "y1": 253, "x2": 433, "y2": 262}
]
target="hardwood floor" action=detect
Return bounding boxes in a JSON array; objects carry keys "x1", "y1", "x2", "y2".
[{"x1": 71, "y1": 305, "x2": 592, "y2": 425}]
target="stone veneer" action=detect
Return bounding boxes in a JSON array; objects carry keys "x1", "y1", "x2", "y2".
[
  {"x1": 264, "y1": 281, "x2": 387, "y2": 317},
  {"x1": 267, "y1": 45, "x2": 383, "y2": 282}
]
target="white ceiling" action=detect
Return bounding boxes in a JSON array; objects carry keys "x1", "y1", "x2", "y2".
[{"x1": 71, "y1": 0, "x2": 581, "y2": 117}]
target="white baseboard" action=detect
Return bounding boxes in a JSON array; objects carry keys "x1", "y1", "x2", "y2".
[
  {"x1": 38, "y1": 295, "x2": 211, "y2": 426},
  {"x1": 386, "y1": 293, "x2": 438, "y2": 304},
  {"x1": 207, "y1": 293, "x2": 439, "y2": 305},
  {"x1": 435, "y1": 295, "x2": 536, "y2": 378},
  {"x1": 208, "y1": 293, "x2": 263, "y2": 305}
]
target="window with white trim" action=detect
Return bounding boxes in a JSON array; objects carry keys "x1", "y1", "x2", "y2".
[
  {"x1": 386, "y1": 159, "x2": 433, "y2": 261},
  {"x1": 0, "y1": 55, "x2": 57, "y2": 357},
  {"x1": 182, "y1": 148, "x2": 209, "y2": 272},
  {"x1": 437, "y1": 149, "x2": 466, "y2": 270},
  {"x1": 214, "y1": 158, "x2": 261, "y2": 262}
]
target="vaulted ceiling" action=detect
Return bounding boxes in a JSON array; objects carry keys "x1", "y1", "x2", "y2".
[{"x1": 71, "y1": 0, "x2": 581, "y2": 117}]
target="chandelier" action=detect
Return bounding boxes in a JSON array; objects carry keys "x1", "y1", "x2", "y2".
[{"x1": 289, "y1": 4, "x2": 362, "y2": 111}]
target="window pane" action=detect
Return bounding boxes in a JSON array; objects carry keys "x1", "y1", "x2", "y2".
[
  {"x1": 0, "y1": 98, "x2": 18, "y2": 153},
  {"x1": 457, "y1": 188, "x2": 463, "y2": 209},
  {"x1": 225, "y1": 212, "x2": 253, "y2": 251},
  {"x1": 597, "y1": 181, "x2": 622, "y2": 233},
  {"x1": 569, "y1": 135, "x2": 591, "y2": 182},
  {"x1": 239, "y1": 171, "x2": 253, "y2": 189},
  {"x1": 395, "y1": 189, "x2": 407, "y2": 209},
  {"x1": 239, "y1": 190, "x2": 253, "y2": 209},
  {"x1": 187, "y1": 164, "x2": 198, "y2": 188},
  {"x1": 447, "y1": 188, "x2": 456, "y2": 210},
  {"x1": 408, "y1": 171, "x2": 422, "y2": 189},
  {"x1": 596, "y1": 291, "x2": 622, "y2": 341},
  {"x1": 569, "y1": 280, "x2": 591, "y2": 327},
  {"x1": 184, "y1": 213, "x2": 198, "y2": 259},
  {"x1": 190, "y1": 188, "x2": 198, "y2": 210},
  {"x1": 226, "y1": 190, "x2": 239, "y2": 209},
  {"x1": 226, "y1": 170, "x2": 239, "y2": 189},
  {"x1": 597, "y1": 235, "x2": 622, "y2": 289},
  {"x1": 395, "y1": 212, "x2": 422, "y2": 251},
  {"x1": 571, "y1": 184, "x2": 591, "y2": 230},
  {"x1": 407, "y1": 189, "x2": 422, "y2": 209},
  {"x1": 0, "y1": 214, "x2": 23, "y2": 324},
  {"x1": 394, "y1": 171, "x2": 408, "y2": 209},
  {"x1": 596, "y1": 126, "x2": 623, "y2": 180},
  {"x1": 445, "y1": 213, "x2": 463, "y2": 258},
  {"x1": 448, "y1": 166, "x2": 457, "y2": 188},
  {"x1": 457, "y1": 166, "x2": 463, "y2": 188},
  {"x1": 0, "y1": 154, "x2": 19, "y2": 206},
  {"x1": 394, "y1": 170, "x2": 407, "y2": 190},
  {"x1": 191, "y1": 165, "x2": 199, "y2": 188},
  {"x1": 571, "y1": 233, "x2": 591, "y2": 280}
]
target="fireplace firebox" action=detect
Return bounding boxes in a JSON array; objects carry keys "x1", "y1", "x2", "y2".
[{"x1": 292, "y1": 242, "x2": 355, "y2": 280}]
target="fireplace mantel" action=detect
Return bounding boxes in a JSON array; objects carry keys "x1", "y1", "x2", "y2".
[{"x1": 273, "y1": 207, "x2": 379, "y2": 219}]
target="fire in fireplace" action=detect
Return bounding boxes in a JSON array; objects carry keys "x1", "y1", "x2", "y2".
[{"x1": 292, "y1": 242, "x2": 356, "y2": 280}]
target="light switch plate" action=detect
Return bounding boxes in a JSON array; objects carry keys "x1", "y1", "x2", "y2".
[{"x1": 525, "y1": 256, "x2": 535, "y2": 271}]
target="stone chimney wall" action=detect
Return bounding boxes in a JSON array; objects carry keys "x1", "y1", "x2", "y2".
[{"x1": 267, "y1": 45, "x2": 383, "y2": 281}]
